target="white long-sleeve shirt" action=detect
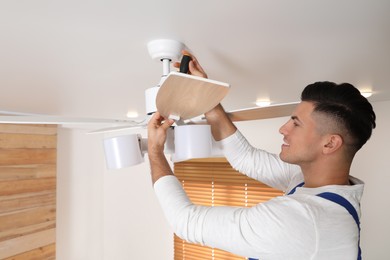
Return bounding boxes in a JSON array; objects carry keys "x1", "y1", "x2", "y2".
[{"x1": 154, "y1": 130, "x2": 363, "y2": 259}]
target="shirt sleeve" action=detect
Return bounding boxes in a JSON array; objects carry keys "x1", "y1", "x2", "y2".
[
  {"x1": 154, "y1": 175, "x2": 316, "y2": 259},
  {"x1": 217, "y1": 130, "x2": 301, "y2": 192}
]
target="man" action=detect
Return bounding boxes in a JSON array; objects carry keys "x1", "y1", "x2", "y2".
[{"x1": 147, "y1": 53, "x2": 376, "y2": 259}]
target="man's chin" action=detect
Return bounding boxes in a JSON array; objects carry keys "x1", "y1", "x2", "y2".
[{"x1": 279, "y1": 153, "x2": 295, "y2": 164}]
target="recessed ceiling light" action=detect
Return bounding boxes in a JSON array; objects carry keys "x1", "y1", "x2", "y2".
[
  {"x1": 255, "y1": 100, "x2": 271, "y2": 107},
  {"x1": 126, "y1": 111, "x2": 139, "y2": 118},
  {"x1": 360, "y1": 91, "x2": 372, "y2": 98}
]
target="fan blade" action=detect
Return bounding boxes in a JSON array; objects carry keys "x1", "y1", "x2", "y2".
[
  {"x1": 87, "y1": 116, "x2": 150, "y2": 134},
  {"x1": 0, "y1": 115, "x2": 136, "y2": 125},
  {"x1": 87, "y1": 123, "x2": 146, "y2": 134},
  {"x1": 227, "y1": 102, "x2": 299, "y2": 122},
  {"x1": 157, "y1": 71, "x2": 230, "y2": 120},
  {"x1": 0, "y1": 110, "x2": 41, "y2": 116}
]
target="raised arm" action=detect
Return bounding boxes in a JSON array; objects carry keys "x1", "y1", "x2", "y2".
[
  {"x1": 147, "y1": 112, "x2": 175, "y2": 184},
  {"x1": 205, "y1": 103, "x2": 237, "y2": 141}
]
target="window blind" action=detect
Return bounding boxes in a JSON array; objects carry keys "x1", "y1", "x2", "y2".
[{"x1": 173, "y1": 158, "x2": 283, "y2": 260}]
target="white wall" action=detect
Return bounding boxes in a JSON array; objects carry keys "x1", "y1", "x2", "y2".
[
  {"x1": 57, "y1": 128, "x2": 105, "y2": 260},
  {"x1": 351, "y1": 100, "x2": 390, "y2": 259},
  {"x1": 101, "y1": 146, "x2": 173, "y2": 259},
  {"x1": 57, "y1": 128, "x2": 173, "y2": 260},
  {"x1": 57, "y1": 100, "x2": 389, "y2": 260}
]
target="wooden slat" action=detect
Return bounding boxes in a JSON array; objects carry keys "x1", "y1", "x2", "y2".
[
  {"x1": 0, "y1": 149, "x2": 56, "y2": 166},
  {"x1": 0, "y1": 228, "x2": 56, "y2": 259},
  {"x1": 0, "y1": 177, "x2": 56, "y2": 196},
  {"x1": 0, "y1": 124, "x2": 57, "y2": 135},
  {"x1": 3, "y1": 243, "x2": 56, "y2": 260},
  {"x1": 174, "y1": 235, "x2": 245, "y2": 259},
  {"x1": 0, "y1": 191, "x2": 56, "y2": 214},
  {"x1": 0, "y1": 205, "x2": 56, "y2": 232},
  {"x1": 0, "y1": 220, "x2": 55, "y2": 242},
  {"x1": 0, "y1": 133, "x2": 57, "y2": 149},
  {"x1": 0, "y1": 165, "x2": 56, "y2": 181},
  {"x1": 184, "y1": 157, "x2": 229, "y2": 163}
]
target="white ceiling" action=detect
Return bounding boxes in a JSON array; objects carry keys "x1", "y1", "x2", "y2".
[{"x1": 1, "y1": 0, "x2": 389, "y2": 120}]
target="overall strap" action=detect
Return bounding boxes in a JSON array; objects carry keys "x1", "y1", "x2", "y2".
[
  {"x1": 249, "y1": 185, "x2": 361, "y2": 260},
  {"x1": 316, "y1": 192, "x2": 362, "y2": 260},
  {"x1": 248, "y1": 182, "x2": 305, "y2": 260},
  {"x1": 287, "y1": 181, "x2": 305, "y2": 195}
]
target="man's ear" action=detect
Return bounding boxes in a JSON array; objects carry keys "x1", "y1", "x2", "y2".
[{"x1": 323, "y1": 134, "x2": 343, "y2": 154}]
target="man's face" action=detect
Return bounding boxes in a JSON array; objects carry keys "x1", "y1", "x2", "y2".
[{"x1": 278, "y1": 101, "x2": 326, "y2": 166}]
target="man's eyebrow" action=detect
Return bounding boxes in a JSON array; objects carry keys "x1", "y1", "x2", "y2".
[{"x1": 291, "y1": 115, "x2": 303, "y2": 124}]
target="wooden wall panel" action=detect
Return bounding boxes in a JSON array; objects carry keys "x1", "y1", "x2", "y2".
[
  {"x1": 0, "y1": 165, "x2": 56, "y2": 181},
  {"x1": 0, "y1": 124, "x2": 57, "y2": 135},
  {"x1": 0, "y1": 229, "x2": 56, "y2": 259},
  {"x1": 3, "y1": 243, "x2": 56, "y2": 260},
  {"x1": 0, "y1": 124, "x2": 57, "y2": 259},
  {"x1": 0, "y1": 149, "x2": 56, "y2": 166},
  {"x1": 0, "y1": 177, "x2": 56, "y2": 196},
  {"x1": 0, "y1": 191, "x2": 55, "y2": 214},
  {"x1": 0, "y1": 133, "x2": 57, "y2": 149}
]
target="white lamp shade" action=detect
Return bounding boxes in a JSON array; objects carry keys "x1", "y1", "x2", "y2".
[
  {"x1": 164, "y1": 127, "x2": 175, "y2": 154},
  {"x1": 145, "y1": 87, "x2": 159, "y2": 115},
  {"x1": 173, "y1": 125, "x2": 212, "y2": 162},
  {"x1": 103, "y1": 134, "x2": 144, "y2": 169}
]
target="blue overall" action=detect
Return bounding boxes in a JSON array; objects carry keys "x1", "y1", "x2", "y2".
[{"x1": 248, "y1": 182, "x2": 361, "y2": 260}]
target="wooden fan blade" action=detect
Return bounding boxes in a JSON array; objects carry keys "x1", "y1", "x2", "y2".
[
  {"x1": 227, "y1": 102, "x2": 299, "y2": 122},
  {"x1": 0, "y1": 115, "x2": 135, "y2": 125},
  {"x1": 156, "y1": 71, "x2": 230, "y2": 120}
]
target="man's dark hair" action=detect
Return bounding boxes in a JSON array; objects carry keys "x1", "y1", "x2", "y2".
[{"x1": 301, "y1": 81, "x2": 376, "y2": 153}]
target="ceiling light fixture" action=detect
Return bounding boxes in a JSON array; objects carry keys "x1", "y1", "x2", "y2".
[
  {"x1": 103, "y1": 39, "x2": 228, "y2": 169},
  {"x1": 104, "y1": 134, "x2": 146, "y2": 169},
  {"x1": 255, "y1": 100, "x2": 271, "y2": 107},
  {"x1": 360, "y1": 91, "x2": 373, "y2": 98},
  {"x1": 103, "y1": 125, "x2": 222, "y2": 169},
  {"x1": 126, "y1": 111, "x2": 139, "y2": 118}
]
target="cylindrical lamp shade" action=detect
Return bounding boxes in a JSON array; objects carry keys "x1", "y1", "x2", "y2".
[
  {"x1": 103, "y1": 134, "x2": 144, "y2": 169},
  {"x1": 145, "y1": 87, "x2": 159, "y2": 115},
  {"x1": 164, "y1": 127, "x2": 175, "y2": 155},
  {"x1": 174, "y1": 125, "x2": 212, "y2": 162}
]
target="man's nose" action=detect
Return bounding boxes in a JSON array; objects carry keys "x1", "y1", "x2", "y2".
[{"x1": 279, "y1": 122, "x2": 287, "y2": 135}]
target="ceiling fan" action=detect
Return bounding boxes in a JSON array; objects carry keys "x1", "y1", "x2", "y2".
[
  {"x1": 0, "y1": 39, "x2": 298, "y2": 167},
  {"x1": 0, "y1": 39, "x2": 297, "y2": 129}
]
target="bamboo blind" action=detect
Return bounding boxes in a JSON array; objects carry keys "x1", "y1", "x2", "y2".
[
  {"x1": 173, "y1": 158, "x2": 283, "y2": 260},
  {"x1": 0, "y1": 124, "x2": 57, "y2": 259}
]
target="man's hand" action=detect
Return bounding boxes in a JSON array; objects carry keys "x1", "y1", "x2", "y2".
[
  {"x1": 174, "y1": 50, "x2": 237, "y2": 141},
  {"x1": 147, "y1": 112, "x2": 174, "y2": 156},
  {"x1": 147, "y1": 112, "x2": 175, "y2": 184},
  {"x1": 173, "y1": 50, "x2": 208, "y2": 78}
]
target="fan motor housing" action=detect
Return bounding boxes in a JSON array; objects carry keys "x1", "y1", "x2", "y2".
[{"x1": 147, "y1": 39, "x2": 185, "y2": 61}]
